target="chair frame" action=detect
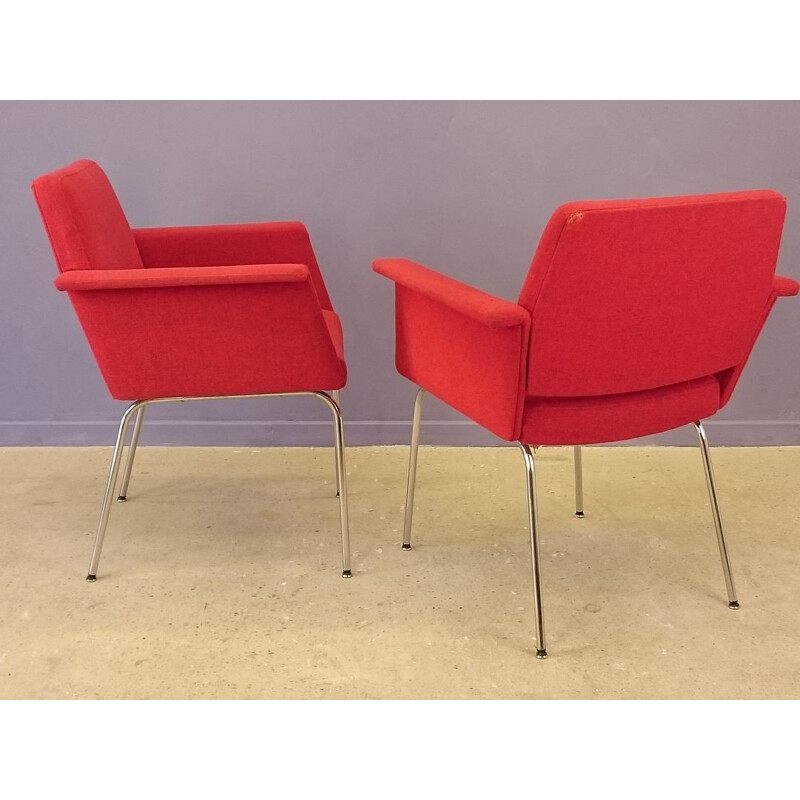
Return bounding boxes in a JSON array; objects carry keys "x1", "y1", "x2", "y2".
[
  {"x1": 86, "y1": 390, "x2": 351, "y2": 581},
  {"x1": 401, "y1": 387, "x2": 738, "y2": 659}
]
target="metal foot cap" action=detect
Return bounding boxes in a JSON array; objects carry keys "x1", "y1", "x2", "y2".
[
  {"x1": 575, "y1": 511, "x2": 585, "y2": 519},
  {"x1": 401, "y1": 543, "x2": 412, "y2": 551},
  {"x1": 116, "y1": 496, "x2": 127, "y2": 502},
  {"x1": 335, "y1": 491, "x2": 340, "y2": 498},
  {"x1": 86, "y1": 574, "x2": 97, "y2": 582},
  {"x1": 341, "y1": 570, "x2": 352, "y2": 579},
  {"x1": 728, "y1": 600, "x2": 740, "y2": 610},
  {"x1": 536, "y1": 649, "x2": 548, "y2": 659}
]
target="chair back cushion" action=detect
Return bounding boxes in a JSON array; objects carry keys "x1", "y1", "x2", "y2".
[
  {"x1": 31, "y1": 159, "x2": 144, "y2": 272},
  {"x1": 517, "y1": 191, "x2": 786, "y2": 397}
]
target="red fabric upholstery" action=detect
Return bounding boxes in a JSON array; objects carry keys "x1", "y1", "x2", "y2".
[
  {"x1": 133, "y1": 222, "x2": 333, "y2": 309},
  {"x1": 520, "y1": 376, "x2": 721, "y2": 446},
  {"x1": 33, "y1": 160, "x2": 346, "y2": 401},
  {"x1": 323, "y1": 310, "x2": 345, "y2": 362},
  {"x1": 373, "y1": 259, "x2": 530, "y2": 440},
  {"x1": 31, "y1": 159, "x2": 144, "y2": 273},
  {"x1": 54, "y1": 263, "x2": 309, "y2": 291},
  {"x1": 374, "y1": 192, "x2": 797, "y2": 445},
  {"x1": 717, "y1": 276, "x2": 799, "y2": 406},
  {"x1": 518, "y1": 191, "x2": 787, "y2": 397}
]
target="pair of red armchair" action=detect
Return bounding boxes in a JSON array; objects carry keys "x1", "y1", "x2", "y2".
[{"x1": 32, "y1": 160, "x2": 797, "y2": 658}]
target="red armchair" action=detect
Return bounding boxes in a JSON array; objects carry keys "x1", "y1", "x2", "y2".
[
  {"x1": 374, "y1": 190, "x2": 798, "y2": 658},
  {"x1": 32, "y1": 159, "x2": 351, "y2": 580}
]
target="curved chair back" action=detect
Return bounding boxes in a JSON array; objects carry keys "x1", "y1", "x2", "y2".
[
  {"x1": 31, "y1": 159, "x2": 144, "y2": 273},
  {"x1": 517, "y1": 191, "x2": 786, "y2": 398}
]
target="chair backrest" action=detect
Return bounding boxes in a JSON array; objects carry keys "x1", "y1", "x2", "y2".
[
  {"x1": 31, "y1": 159, "x2": 144, "y2": 273},
  {"x1": 517, "y1": 191, "x2": 786, "y2": 398}
]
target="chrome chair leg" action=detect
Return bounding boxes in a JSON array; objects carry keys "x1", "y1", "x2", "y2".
[
  {"x1": 574, "y1": 445, "x2": 584, "y2": 518},
  {"x1": 519, "y1": 443, "x2": 547, "y2": 658},
  {"x1": 315, "y1": 391, "x2": 352, "y2": 577},
  {"x1": 87, "y1": 401, "x2": 146, "y2": 581},
  {"x1": 86, "y1": 391, "x2": 352, "y2": 582},
  {"x1": 117, "y1": 404, "x2": 147, "y2": 502},
  {"x1": 332, "y1": 390, "x2": 342, "y2": 498},
  {"x1": 402, "y1": 387, "x2": 426, "y2": 550},
  {"x1": 694, "y1": 421, "x2": 739, "y2": 608}
]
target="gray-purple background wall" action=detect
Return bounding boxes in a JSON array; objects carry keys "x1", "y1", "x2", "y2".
[{"x1": 1, "y1": 101, "x2": 798, "y2": 446}]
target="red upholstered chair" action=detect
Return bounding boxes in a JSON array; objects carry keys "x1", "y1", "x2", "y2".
[
  {"x1": 374, "y1": 191, "x2": 798, "y2": 658},
  {"x1": 32, "y1": 159, "x2": 351, "y2": 581}
]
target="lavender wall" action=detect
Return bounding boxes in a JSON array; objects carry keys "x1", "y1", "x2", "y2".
[{"x1": 1, "y1": 101, "x2": 798, "y2": 446}]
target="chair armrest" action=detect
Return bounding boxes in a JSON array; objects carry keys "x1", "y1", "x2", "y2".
[
  {"x1": 373, "y1": 258, "x2": 530, "y2": 441},
  {"x1": 54, "y1": 264, "x2": 309, "y2": 291},
  {"x1": 59, "y1": 263, "x2": 345, "y2": 400},
  {"x1": 132, "y1": 221, "x2": 333, "y2": 309},
  {"x1": 718, "y1": 273, "x2": 799, "y2": 406},
  {"x1": 774, "y1": 274, "x2": 799, "y2": 297},
  {"x1": 372, "y1": 258, "x2": 529, "y2": 327}
]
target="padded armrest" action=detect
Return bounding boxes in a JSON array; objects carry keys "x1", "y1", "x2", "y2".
[
  {"x1": 372, "y1": 259, "x2": 529, "y2": 328},
  {"x1": 60, "y1": 262, "x2": 344, "y2": 400},
  {"x1": 774, "y1": 274, "x2": 800, "y2": 297},
  {"x1": 54, "y1": 264, "x2": 309, "y2": 291},
  {"x1": 373, "y1": 258, "x2": 530, "y2": 441}
]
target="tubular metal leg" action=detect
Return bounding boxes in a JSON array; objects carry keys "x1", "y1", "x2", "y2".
[
  {"x1": 86, "y1": 391, "x2": 352, "y2": 582},
  {"x1": 402, "y1": 387, "x2": 426, "y2": 551},
  {"x1": 117, "y1": 404, "x2": 147, "y2": 502},
  {"x1": 332, "y1": 390, "x2": 341, "y2": 498},
  {"x1": 574, "y1": 445, "x2": 584, "y2": 518},
  {"x1": 694, "y1": 421, "x2": 739, "y2": 608},
  {"x1": 315, "y1": 391, "x2": 352, "y2": 578},
  {"x1": 519, "y1": 443, "x2": 547, "y2": 658},
  {"x1": 87, "y1": 401, "x2": 146, "y2": 581}
]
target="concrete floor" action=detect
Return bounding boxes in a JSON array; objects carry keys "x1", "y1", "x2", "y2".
[{"x1": 1, "y1": 445, "x2": 798, "y2": 699}]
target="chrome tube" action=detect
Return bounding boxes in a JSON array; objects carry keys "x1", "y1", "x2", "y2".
[
  {"x1": 86, "y1": 390, "x2": 352, "y2": 581},
  {"x1": 332, "y1": 390, "x2": 341, "y2": 498},
  {"x1": 518, "y1": 443, "x2": 547, "y2": 658},
  {"x1": 402, "y1": 387, "x2": 426, "y2": 550},
  {"x1": 574, "y1": 445, "x2": 584, "y2": 518},
  {"x1": 314, "y1": 391, "x2": 352, "y2": 577},
  {"x1": 87, "y1": 401, "x2": 146, "y2": 580},
  {"x1": 117, "y1": 404, "x2": 147, "y2": 502},
  {"x1": 694, "y1": 421, "x2": 739, "y2": 608}
]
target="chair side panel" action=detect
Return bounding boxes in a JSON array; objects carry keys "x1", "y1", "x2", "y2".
[
  {"x1": 66, "y1": 281, "x2": 346, "y2": 399},
  {"x1": 394, "y1": 287, "x2": 529, "y2": 441}
]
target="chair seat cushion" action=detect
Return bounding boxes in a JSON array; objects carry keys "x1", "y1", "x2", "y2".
[{"x1": 520, "y1": 375, "x2": 721, "y2": 445}]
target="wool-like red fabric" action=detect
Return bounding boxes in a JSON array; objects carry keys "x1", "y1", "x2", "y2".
[
  {"x1": 55, "y1": 263, "x2": 310, "y2": 291},
  {"x1": 31, "y1": 160, "x2": 144, "y2": 273},
  {"x1": 518, "y1": 191, "x2": 787, "y2": 398},
  {"x1": 322, "y1": 310, "x2": 345, "y2": 362},
  {"x1": 373, "y1": 259, "x2": 529, "y2": 440},
  {"x1": 374, "y1": 191, "x2": 797, "y2": 445},
  {"x1": 717, "y1": 277, "x2": 798, "y2": 406},
  {"x1": 520, "y1": 376, "x2": 721, "y2": 445},
  {"x1": 64, "y1": 276, "x2": 345, "y2": 399},
  {"x1": 133, "y1": 222, "x2": 333, "y2": 309},
  {"x1": 33, "y1": 160, "x2": 346, "y2": 401}
]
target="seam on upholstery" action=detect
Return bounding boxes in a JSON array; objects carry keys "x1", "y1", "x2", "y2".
[
  {"x1": 559, "y1": 191, "x2": 784, "y2": 216},
  {"x1": 54, "y1": 162, "x2": 101, "y2": 273},
  {"x1": 512, "y1": 316, "x2": 531, "y2": 441},
  {"x1": 527, "y1": 215, "x2": 570, "y2": 321},
  {"x1": 719, "y1": 290, "x2": 779, "y2": 405},
  {"x1": 31, "y1": 183, "x2": 66, "y2": 273}
]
